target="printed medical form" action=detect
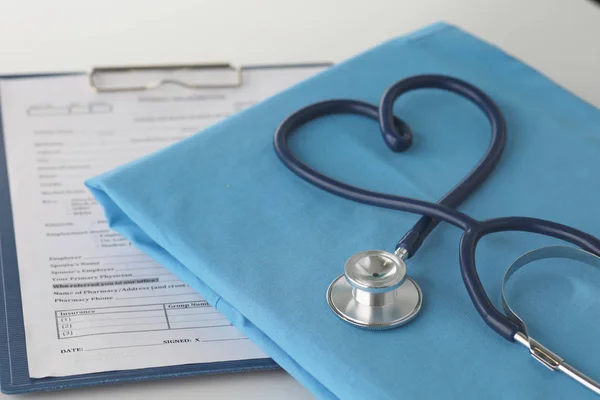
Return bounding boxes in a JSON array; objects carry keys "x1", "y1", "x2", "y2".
[{"x1": 0, "y1": 66, "x2": 324, "y2": 377}]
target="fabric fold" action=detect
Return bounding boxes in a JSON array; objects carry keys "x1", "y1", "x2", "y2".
[{"x1": 87, "y1": 22, "x2": 600, "y2": 399}]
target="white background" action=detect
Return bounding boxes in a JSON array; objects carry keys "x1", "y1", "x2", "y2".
[{"x1": 1, "y1": 0, "x2": 600, "y2": 399}]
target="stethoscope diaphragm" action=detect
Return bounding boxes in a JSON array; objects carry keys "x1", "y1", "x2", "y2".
[{"x1": 326, "y1": 250, "x2": 422, "y2": 330}]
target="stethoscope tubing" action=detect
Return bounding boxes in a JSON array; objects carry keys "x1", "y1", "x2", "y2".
[{"x1": 273, "y1": 74, "x2": 600, "y2": 341}]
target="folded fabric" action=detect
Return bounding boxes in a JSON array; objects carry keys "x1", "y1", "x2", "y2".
[{"x1": 86, "y1": 22, "x2": 600, "y2": 399}]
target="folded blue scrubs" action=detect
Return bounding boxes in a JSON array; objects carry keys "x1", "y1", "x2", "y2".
[{"x1": 86, "y1": 22, "x2": 600, "y2": 399}]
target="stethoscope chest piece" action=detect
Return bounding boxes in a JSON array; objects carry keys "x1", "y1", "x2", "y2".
[{"x1": 326, "y1": 250, "x2": 422, "y2": 330}]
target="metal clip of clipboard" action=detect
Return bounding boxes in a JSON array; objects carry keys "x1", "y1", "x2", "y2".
[{"x1": 89, "y1": 62, "x2": 243, "y2": 92}]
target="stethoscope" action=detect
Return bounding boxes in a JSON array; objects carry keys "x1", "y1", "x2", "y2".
[{"x1": 273, "y1": 75, "x2": 600, "y2": 395}]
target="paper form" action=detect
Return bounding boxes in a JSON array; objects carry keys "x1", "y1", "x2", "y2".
[{"x1": 0, "y1": 66, "x2": 325, "y2": 378}]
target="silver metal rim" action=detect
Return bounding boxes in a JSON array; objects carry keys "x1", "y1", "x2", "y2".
[
  {"x1": 326, "y1": 274, "x2": 423, "y2": 330},
  {"x1": 344, "y1": 250, "x2": 407, "y2": 292}
]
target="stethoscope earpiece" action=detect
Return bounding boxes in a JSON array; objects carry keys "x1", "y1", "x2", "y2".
[{"x1": 326, "y1": 249, "x2": 422, "y2": 330}]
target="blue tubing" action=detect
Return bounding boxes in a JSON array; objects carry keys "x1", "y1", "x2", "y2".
[{"x1": 273, "y1": 74, "x2": 600, "y2": 341}]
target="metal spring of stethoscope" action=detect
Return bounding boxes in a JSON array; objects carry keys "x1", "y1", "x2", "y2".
[{"x1": 273, "y1": 74, "x2": 600, "y2": 395}]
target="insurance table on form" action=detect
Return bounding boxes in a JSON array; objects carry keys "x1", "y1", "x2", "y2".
[{"x1": 55, "y1": 301, "x2": 232, "y2": 339}]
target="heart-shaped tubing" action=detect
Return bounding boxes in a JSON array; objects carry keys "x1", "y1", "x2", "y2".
[
  {"x1": 273, "y1": 74, "x2": 600, "y2": 342},
  {"x1": 273, "y1": 97, "x2": 479, "y2": 231},
  {"x1": 378, "y1": 75, "x2": 506, "y2": 256},
  {"x1": 274, "y1": 75, "x2": 506, "y2": 256}
]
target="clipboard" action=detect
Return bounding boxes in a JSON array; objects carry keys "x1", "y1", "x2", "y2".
[{"x1": 0, "y1": 62, "x2": 330, "y2": 394}]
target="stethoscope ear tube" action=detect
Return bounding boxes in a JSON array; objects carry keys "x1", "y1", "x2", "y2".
[
  {"x1": 501, "y1": 246, "x2": 600, "y2": 395},
  {"x1": 458, "y1": 217, "x2": 600, "y2": 342}
]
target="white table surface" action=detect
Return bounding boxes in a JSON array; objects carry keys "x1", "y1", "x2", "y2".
[{"x1": 1, "y1": 0, "x2": 599, "y2": 399}]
